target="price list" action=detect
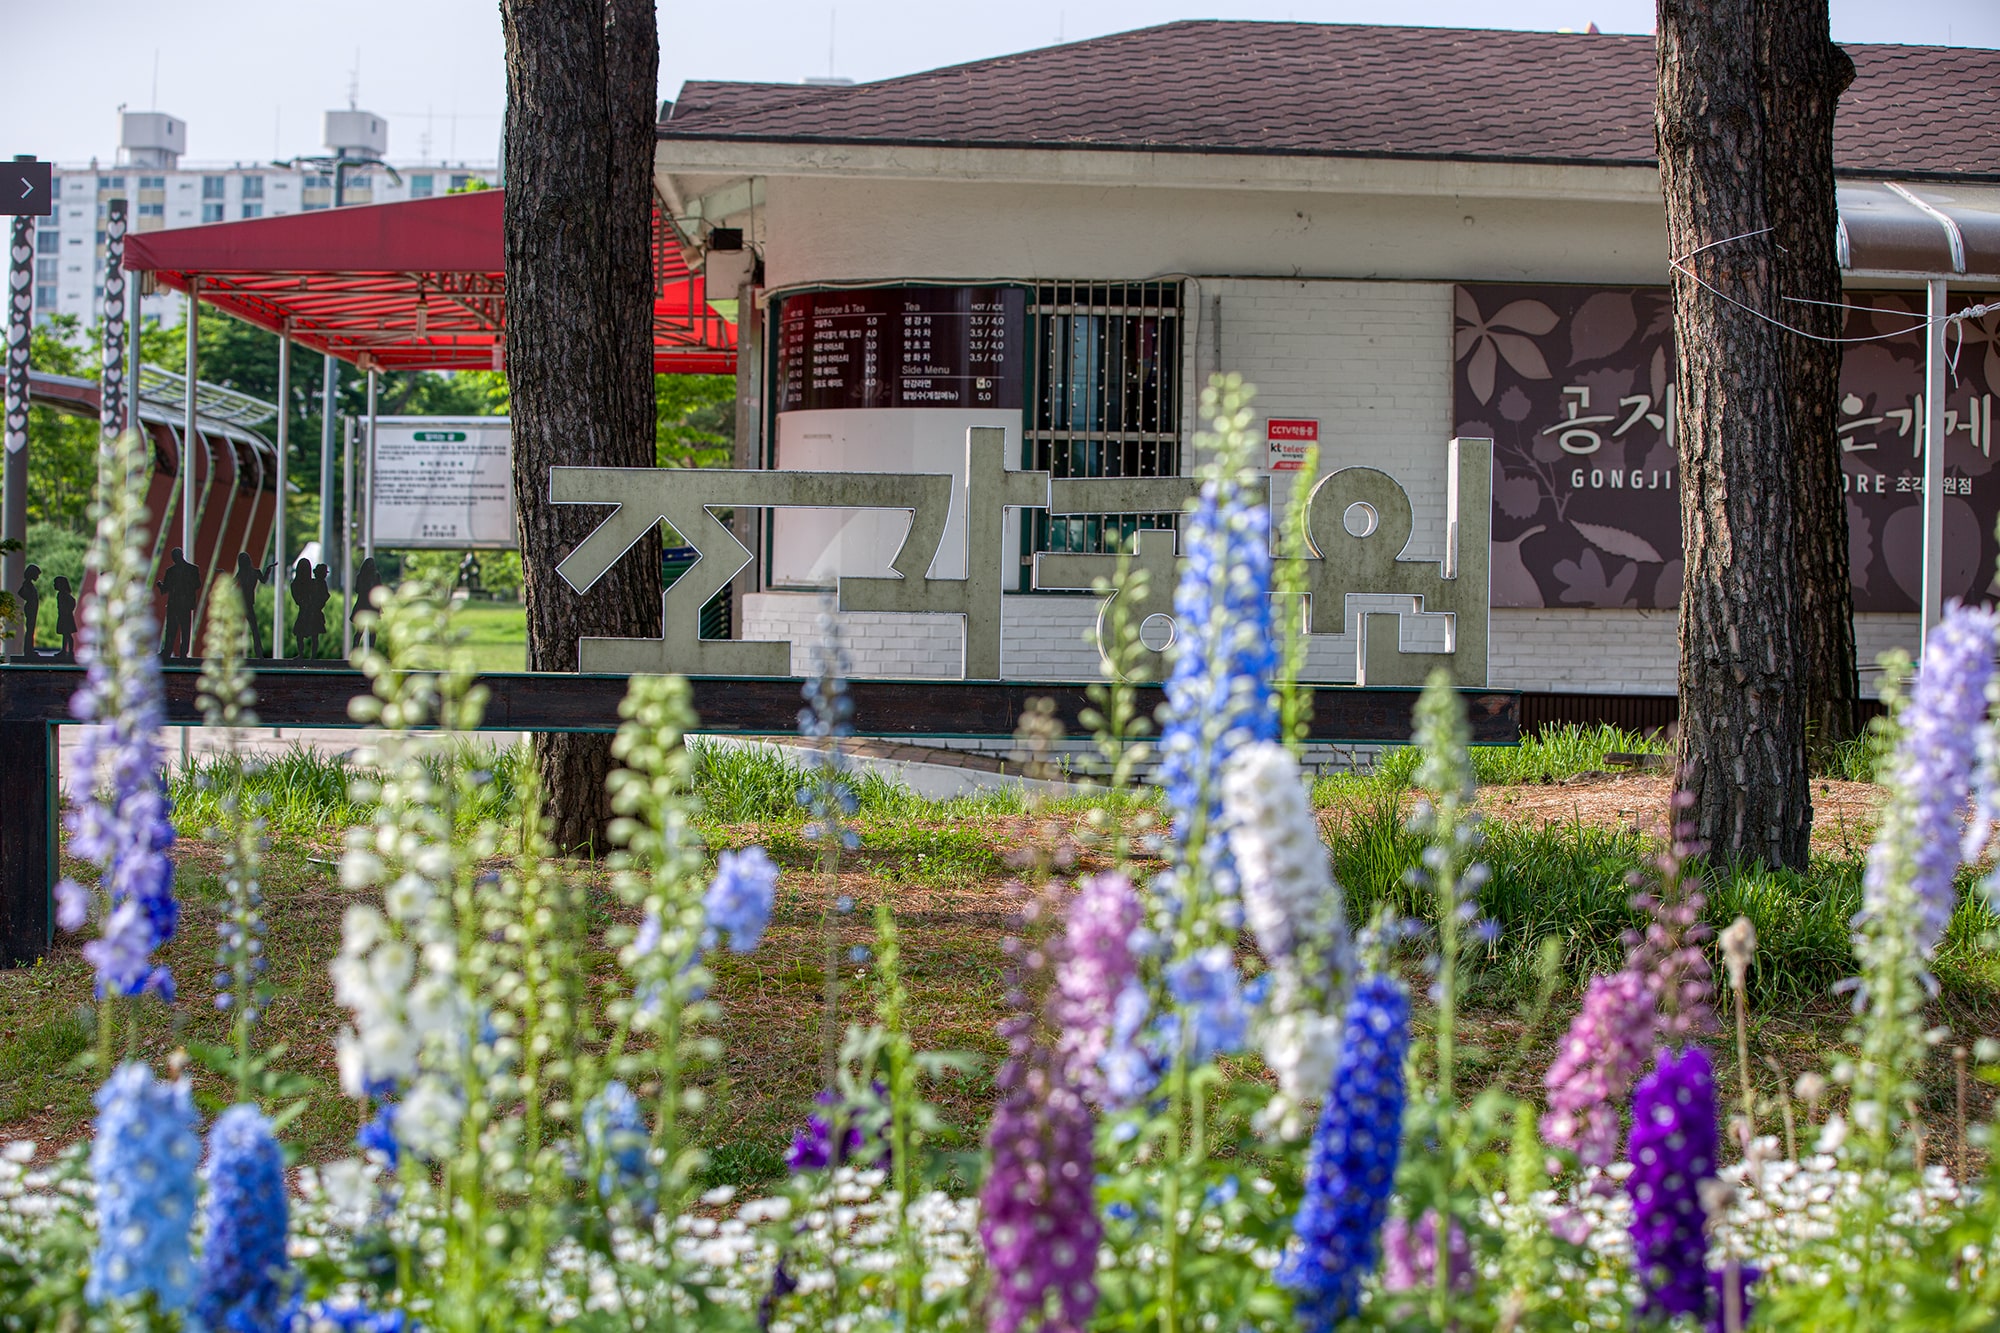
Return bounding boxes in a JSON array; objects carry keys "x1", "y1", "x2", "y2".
[{"x1": 777, "y1": 286, "x2": 1026, "y2": 413}]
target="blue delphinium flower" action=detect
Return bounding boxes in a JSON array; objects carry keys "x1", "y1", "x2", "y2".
[
  {"x1": 87, "y1": 1061, "x2": 201, "y2": 1310},
  {"x1": 581, "y1": 1080, "x2": 660, "y2": 1212},
  {"x1": 1099, "y1": 979, "x2": 1162, "y2": 1107},
  {"x1": 1863, "y1": 601, "x2": 1998, "y2": 955},
  {"x1": 299, "y1": 1299, "x2": 415, "y2": 1333},
  {"x1": 1278, "y1": 974, "x2": 1410, "y2": 1332},
  {"x1": 704, "y1": 846, "x2": 780, "y2": 953},
  {"x1": 1161, "y1": 945, "x2": 1251, "y2": 1065},
  {"x1": 196, "y1": 1104, "x2": 292, "y2": 1333},
  {"x1": 1626, "y1": 1044, "x2": 1720, "y2": 1322},
  {"x1": 1156, "y1": 475, "x2": 1278, "y2": 896},
  {"x1": 54, "y1": 431, "x2": 178, "y2": 999}
]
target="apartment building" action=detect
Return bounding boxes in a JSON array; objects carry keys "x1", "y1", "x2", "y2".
[{"x1": 34, "y1": 109, "x2": 494, "y2": 327}]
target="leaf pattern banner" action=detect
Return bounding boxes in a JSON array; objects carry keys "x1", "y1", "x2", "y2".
[{"x1": 1453, "y1": 283, "x2": 2000, "y2": 612}]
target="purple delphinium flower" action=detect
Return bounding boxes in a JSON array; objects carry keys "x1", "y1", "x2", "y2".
[
  {"x1": 703, "y1": 847, "x2": 779, "y2": 953},
  {"x1": 785, "y1": 1087, "x2": 885, "y2": 1172},
  {"x1": 1277, "y1": 974, "x2": 1411, "y2": 1332},
  {"x1": 1707, "y1": 1264, "x2": 1761, "y2": 1333},
  {"x1": 1380, "y1": 1209, "x2": 1472, "y2": 1294},
  {"x1": 1156, "y1": 474, "x2": 1277, "y2": 895},
  {"x1": 1053, "y1": 872, "x2": 1140, "y2": 1106},
  {"x1": 196, "y1": 1104, "x2": 292, "y2": 1333},
  {"x1": 1865, "y1": 602, "x2": 1999, "y2": 955},
  {"x1": 1626, "y1": 1045, "x2": 1720, "y2": 1322},
  {"x1": 1541, "y1": 969, "x2": 1657, "y2": 1169},
  {"x1": 57, "y1": 428, "x2": 178, "y2": 1000},
  {"x1": 979, "y1": 902, "x2": 1100, "y2": 1333},
  {"x1": 87, "y1": 1061, "x2": 201, "y2": 1310}
]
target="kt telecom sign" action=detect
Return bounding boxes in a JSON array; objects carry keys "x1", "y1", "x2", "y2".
[
  {"x1": 0, "y1": 160, "x2": 53, "y2": 216},
  {"x1": 1266, "y1": 418, "x2": 1319, "y2": 472}
]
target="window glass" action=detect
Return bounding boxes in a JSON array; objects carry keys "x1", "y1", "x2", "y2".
[
  {"x1": 241, "y1": 175, "x2": 264, "y2": 199},
  {"x1": 241, "y1": 203, "x2": 263, "y2": 220}
]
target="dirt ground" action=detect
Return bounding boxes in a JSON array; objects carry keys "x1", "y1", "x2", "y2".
[{"x1": 1480, "y1": 771, "x2": 1885, "y2": 855}]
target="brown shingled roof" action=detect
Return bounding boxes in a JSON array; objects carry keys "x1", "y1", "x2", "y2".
[{"x1": 659, "y1": 20, "x2": 2000, "y2": 179}]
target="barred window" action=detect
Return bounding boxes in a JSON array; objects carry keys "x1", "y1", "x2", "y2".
[{"x1": 1017, "y1": 281, "x2": 1182, "y2": 586}]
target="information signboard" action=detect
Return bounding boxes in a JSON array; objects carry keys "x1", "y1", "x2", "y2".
[
  {"x1": 1266, "y1": 418, "x2": 1318, "y2": 471},
  {"x1": 775, "y1": 285, "x2": 1028, "y2": 413},
  {"x1": 1455, "y1": 283, "x2": 2000, "y2": 611},
  {"x1": 368, "y1": 416, "x2": 516, "y2": 549}
]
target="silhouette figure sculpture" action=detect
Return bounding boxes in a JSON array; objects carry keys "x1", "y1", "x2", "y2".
[
  {"x1": 156, "y1": 548, "x2": 201, "y2": 659},
  {"x1": 53, "y1": 576, "x2": 76, "y2": 660},
  {"x1": 16, "y1": 564, "x2": 40, "y2": 658},
  {"x1": 233, "y1": 552, "x2": 278, "y2": 658},
  {"x1": 350, "y1": 556, "x2": 381, "y2": 645},
  {"x1": 291, "y1": 557, "x2": 327, "y2": 659}
]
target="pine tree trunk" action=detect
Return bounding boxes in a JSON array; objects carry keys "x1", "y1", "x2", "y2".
[
  {"x1": 1657, "y1": 0, "x2": 1813, "y2": 870},
  {"x1": 502, "y1": 0, "x2": 662, "y2": 851},
  {"x1": 1761, "y1": 6, "x2": 1858, "y2": 755}
]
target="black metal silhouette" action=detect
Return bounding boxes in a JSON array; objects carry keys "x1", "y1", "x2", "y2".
[
  {"x1": 14, "y1": 564, "x2": 37, "y2": 658},
  {"x1": 52, "y1": 576, "x2": 74, "y2": 660},
  {"x1": 233, "y1": 552, "x2": 278, "y2": 658},
  {"x1": 156, "y1": 548, "x2": 201, "y2": 659},
  {"x1": 290, "y1": 557, "x2": 327, "y2": 659},
  {"x1": 350, "y1": 556, "x2": 381, "y2": 650}
]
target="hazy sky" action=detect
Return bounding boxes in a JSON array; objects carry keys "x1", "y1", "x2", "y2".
[{"x1": 8, "y1": 0, "x2": 1998, "y2": 167}]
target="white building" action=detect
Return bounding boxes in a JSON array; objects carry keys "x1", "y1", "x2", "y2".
[
  {"x1": 34, "y1": 108, "x2": 494, "y2": 327},
  {"x1": 656, "y1": 20, "x2": 2000, "y2": 704}
]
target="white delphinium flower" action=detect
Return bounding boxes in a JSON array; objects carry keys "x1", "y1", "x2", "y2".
[
  {"x1": 395, "y1": 1076, "x2": 465, "y2": 1161},
  {"x1": 1222, "y1": 740, "x2": 1354, "y2": 1132}
]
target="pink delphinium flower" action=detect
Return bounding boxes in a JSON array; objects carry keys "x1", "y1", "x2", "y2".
[
  {"x1": 1053, "y1": 871, "x2": 1140, "y2": 1107},
  {"x1": 1541, "y1": 968, "x2": 1657, "y2": 1168}
]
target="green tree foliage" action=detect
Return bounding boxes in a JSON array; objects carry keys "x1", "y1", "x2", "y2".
[
  {"x1": 23, "y1": 316, "x2": 100, "y2": 534},
  {"x1": 655, "y1": 373, "x2": 734, "y2": 468}
]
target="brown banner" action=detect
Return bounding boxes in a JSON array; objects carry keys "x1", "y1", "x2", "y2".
[{"x1": 1454, "y1": 283, "x2": 2000, "y2": 611}]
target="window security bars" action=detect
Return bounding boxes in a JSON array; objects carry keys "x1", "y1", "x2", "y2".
[{"x1": 1019, "y1": 281, "x2": 1183, "y2": 588}]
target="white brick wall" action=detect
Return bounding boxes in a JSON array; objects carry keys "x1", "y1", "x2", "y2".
[
  {"x1": 1189, "y1": 277, "x2": 1457, "y2": 559},
  {"x1": 741, "y1": 591, "x2": 1102, "y2": 679},
  {"x1": 1491, "y1": 607, "x2": 1919, "y2": 697}
]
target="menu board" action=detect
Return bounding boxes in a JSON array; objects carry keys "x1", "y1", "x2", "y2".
[{"x1": 777, "y1": 285, "x2": 1027, "y2": 412}]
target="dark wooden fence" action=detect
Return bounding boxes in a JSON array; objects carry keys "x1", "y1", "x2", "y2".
[{"x1": 0, "y1": 666, "x2": 1521, "y2": 966}]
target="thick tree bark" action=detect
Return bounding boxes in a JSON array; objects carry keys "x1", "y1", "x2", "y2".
[
  {"x1": 1658, "y1": 0, "x2": 1815, "y2": 870},
  {"x1": 1760, "y1": 9, "x2": 1858, "y2": 754},
  {"x1": 502, "y1": 0, "x2": 662, "y2": 850}
]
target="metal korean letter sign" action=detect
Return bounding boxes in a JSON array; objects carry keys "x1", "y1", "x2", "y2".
[
  {"x1": 368, "y1": 416, "x2": 517, "y2": 549},
  {"x1": 1454, "y1": 283, "x2": 2000, "y2": 611}
]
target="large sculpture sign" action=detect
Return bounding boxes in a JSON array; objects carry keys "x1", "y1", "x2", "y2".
[{"x1": 555, "y1": 430, "x2": 1492, "y2": 685}]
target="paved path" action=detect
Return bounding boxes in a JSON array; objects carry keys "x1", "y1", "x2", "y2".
[{"x1": 56, "y1": 725, "x2": 1084, "y2": 803}]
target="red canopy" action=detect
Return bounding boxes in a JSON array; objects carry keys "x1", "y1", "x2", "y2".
[{"x1": 124, "y1": 189, "x2": 735, "y2": 374}]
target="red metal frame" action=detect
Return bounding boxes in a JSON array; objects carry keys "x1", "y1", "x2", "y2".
[{"x1": 124, "y1": 190, "x2": 736, "y2": 375}]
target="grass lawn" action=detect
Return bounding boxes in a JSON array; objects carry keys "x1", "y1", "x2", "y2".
[
  {"x1": 448, "y1": 597, "x2": 529, "y2": 673},
  {"x1": 3, "y1": 723, "x2": 1993, "y2": 1186}
]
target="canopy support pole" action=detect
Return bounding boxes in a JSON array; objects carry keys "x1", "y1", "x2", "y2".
[
  {"x1": 1921, "y1": 277, "x2": 1948, "y2": 651},
  {"x1": 274, "y1": 324, "x2": 290, "y2": 660},
  {"x1": 319, "y1": 354, "x2": 338, "y2": 578},
  {"x1": 364, "y1": 367, "x2": 377, "y2": 564},
  {"x1": 125, "y1": 271, "x2": 141, "y2": 434},
  {"x1": 182, "y1": 277, "x2": 199, "y2": 558},
  {"x1": 342, "y1": 416, "x2": 355, "y2": 660}
]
